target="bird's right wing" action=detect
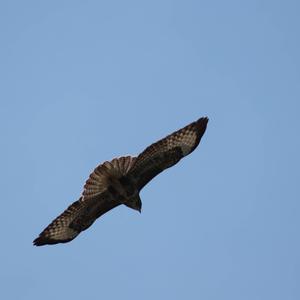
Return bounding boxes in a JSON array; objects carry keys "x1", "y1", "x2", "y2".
[{"x1": 33, "y1": 195, "x2": 118, "y2": 246}]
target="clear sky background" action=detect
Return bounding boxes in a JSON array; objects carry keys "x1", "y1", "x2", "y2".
[{"x1": 1, "y1": 1, "x2": 299, "y2": 299}]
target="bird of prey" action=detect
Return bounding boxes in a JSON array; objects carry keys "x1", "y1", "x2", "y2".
[{"x1": 33, "y1": 117, "x2": 208, "y2": 246}]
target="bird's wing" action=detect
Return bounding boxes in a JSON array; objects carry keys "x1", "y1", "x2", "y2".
[
  {"x1": 128, "y1": 117, "x2": 208, "y2": 190},
  {"x1": 33, "y1": 196, "x2": 117, "y2": 246},
  {"x1": 33, "y1": 156, "x2": 136, "y2": 246}
]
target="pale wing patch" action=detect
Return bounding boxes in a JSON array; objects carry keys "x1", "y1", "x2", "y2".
[
  {"x1": 166, "y1": 130, "x2": 198, "y2": 156},
  {"x1": 47, "y1": 224, "x2": 78, "y2": 242}
]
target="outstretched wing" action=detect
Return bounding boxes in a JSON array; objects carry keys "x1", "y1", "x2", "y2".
[
  {"x1": 128, "y1": 117, "x2": 208, "y2": 190},
  {"x1": 33, "y1": 195, "x2": 118, "y2": 246},
  {"x1": 33, "y1": 156, "x2": 136, "y2": 246}
]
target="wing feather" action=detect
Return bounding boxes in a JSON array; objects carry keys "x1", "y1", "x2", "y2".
[{"x1": 128, "y1": 117, "x2": 208, "y2": 190}]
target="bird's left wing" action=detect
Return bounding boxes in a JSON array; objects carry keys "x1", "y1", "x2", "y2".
[{"x1": 128, "y1": 117, "x2": 208, "y2": 191}]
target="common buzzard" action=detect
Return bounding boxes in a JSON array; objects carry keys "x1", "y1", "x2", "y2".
[{"x1": 34, "y1": 117, "x2": 208, "y2": 246}]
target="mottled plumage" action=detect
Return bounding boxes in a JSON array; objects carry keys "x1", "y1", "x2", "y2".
[{"x1": 33, "y1": 117, "x2": 208, "y2": 246}]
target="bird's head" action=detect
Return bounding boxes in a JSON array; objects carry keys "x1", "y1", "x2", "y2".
[{"x1": 125, "y1": 194, "x2": 142, "y2": 213}]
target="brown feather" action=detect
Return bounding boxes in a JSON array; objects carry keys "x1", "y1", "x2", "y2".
[{"x1": 128, "y1": 117, "x2": 208, "y2": 190}]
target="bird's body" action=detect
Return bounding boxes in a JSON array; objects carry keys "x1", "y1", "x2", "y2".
[{"x1": 34, "y1": 117, "x2": 208, "y2": 246}]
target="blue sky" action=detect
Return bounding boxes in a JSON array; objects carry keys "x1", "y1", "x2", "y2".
[{"x1": 1, "y1": 1, "x2": 299, "y2": 299}]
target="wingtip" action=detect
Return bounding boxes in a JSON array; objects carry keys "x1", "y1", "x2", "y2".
[
  {"x1": 198, "y1": 116, "x2": 209, "y2": 124},
  {"x1": 33, "y1": 237, "x2": 45, "y2": 246},
  {"x1": 33, "y1": 236, "x2": 59, "y2": 246},
  {"x1": 33, "y1": 235, "x2": 74, "y2": 246},
  {"x1": 195, "y1": 117, "x2": 209, "y2": 133}
]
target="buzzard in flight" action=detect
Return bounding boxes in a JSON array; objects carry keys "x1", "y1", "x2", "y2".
[{"x1": 34, "y1": 117, "x2": 208, "y2": 246}]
